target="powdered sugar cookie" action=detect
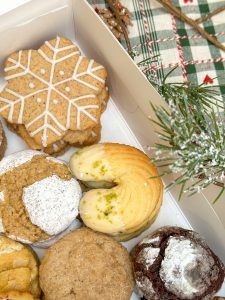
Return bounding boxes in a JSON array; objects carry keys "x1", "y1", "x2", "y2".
[
  {"x1": 0, "y1": 36, "x2": 107, "y2": 147},
  {"x1": 0, "y1": 150, "x2": 82, "y2": 244}
]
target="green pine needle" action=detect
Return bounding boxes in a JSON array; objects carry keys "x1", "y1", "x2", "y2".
[{"x1": 148, "y1": 79, "x2": 225, "y2": 202}]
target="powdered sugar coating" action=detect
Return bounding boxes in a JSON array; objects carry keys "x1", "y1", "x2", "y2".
[
  {"x1": 138, "y1": 247, "x2": 160, "y2": 267},
  {"x1": 22, "y1": 175, "x2": 82, "y2": 235},
  {"x1": 160, "y1": 236, "x2": 216, "y2": 298},
  {"x1": 0, "y1": 150, "x2": 44, "y2": 175},
  {"x1": 140, "y1": 236, "x2": 160, "y2": 245}
]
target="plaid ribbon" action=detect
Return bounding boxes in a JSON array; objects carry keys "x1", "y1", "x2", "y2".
[{"x1": 88, "y1": 0, "x2": 225, "y2": 99}]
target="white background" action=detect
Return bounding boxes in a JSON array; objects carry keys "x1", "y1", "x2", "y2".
[{"x1": 0, "y1": 0, "x2": 30, "y2": 15}]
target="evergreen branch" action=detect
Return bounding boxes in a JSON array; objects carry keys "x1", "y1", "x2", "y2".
[{"x1": 148, "y1": 78, "x2": 225, "y2": 201}]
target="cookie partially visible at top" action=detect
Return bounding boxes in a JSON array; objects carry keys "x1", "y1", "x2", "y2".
[
  {"x1": 0, "y1": 36, "x2": 107, "y2": 147},
  {"x1": 0, "y1": 121, "x2": 7, "y2": 160}
]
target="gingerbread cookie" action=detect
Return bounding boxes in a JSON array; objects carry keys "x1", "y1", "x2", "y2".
[
  {"x1": 69, "y1": 124, "x2": 101, "y2": 147},
  {"x1": 0, "y1": 150, "x2": 82, "y2": 244},
  {"x1": 0, "y1": 36, "x2": 107, "y2": 148},
  {"x1": 6, "y1": 122, "x2": 70, "y2": 156},
  {"x1": 0, "y1": 121, "x2": 6, "y2": 160},
  {"x1": 99, "y1": 86, "x2": 109, "y2": 112}
]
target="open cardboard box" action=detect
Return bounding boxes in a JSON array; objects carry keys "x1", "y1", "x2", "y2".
[{"x1": 0, "y1": 0, "x2": 224, "y2": 297}]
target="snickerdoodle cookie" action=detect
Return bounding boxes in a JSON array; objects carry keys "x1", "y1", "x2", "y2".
[{"x1": 40, "y1": 228, "x2": 134, "y2": 300}]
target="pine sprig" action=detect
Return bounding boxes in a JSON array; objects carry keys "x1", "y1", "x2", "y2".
[{"x1": 149, "y1": 80, "x2": 225, "y2": 202}]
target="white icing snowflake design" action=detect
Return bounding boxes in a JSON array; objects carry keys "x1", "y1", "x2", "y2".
[{"x1": 0, "y1": 36, "x2": 106, "y2": 146}]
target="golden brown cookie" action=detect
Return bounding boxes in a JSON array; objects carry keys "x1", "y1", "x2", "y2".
[
  {"x1": 0, "y1": 36, "x2": 107, "y2": 147},
  {"x1": 0, "y1": 122, "x2": 6, "y2": 160},
  {"x1": 6, "y1": 122, "x2": 70, "y2": 156},
  {"x1": 70, "y1": 124, "x2": 101, "y2": 147},
  {"x1": 69, "y1": 143, "x2": 163, "y2": 241},
  {"x1": 99, "y1": 86, "x2": 109, "y2": 112},
  {"x1": 0, "y1": 150, "x2": 82, "y2": 243},
  {"x1": 0, "y1": 291, "x2": 39, "y2": 300},
  {"x1": 40, "y1": 228, "x2": 134, "y2": 300},
  {"x1": 0, "y1": 236, "x2": 40, "y2": 298}
]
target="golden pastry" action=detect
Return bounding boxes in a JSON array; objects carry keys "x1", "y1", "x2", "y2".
[
  {"x1": 0, "y1": 236, "x2": 40, "y2": 298},
  {"x1": 70, "y1": 143, "x2": 163, "y2": 241}
]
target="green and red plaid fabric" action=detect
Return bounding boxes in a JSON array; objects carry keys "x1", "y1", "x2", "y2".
[{"x1": 88, "y1": 0, "x2": 225, "y2": 98}]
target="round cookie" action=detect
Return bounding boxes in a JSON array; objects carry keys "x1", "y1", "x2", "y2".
[
  {"x1": 40, "y1": 228, "x2": 134, "y2": 300},
  {"x1": 0, "y1": 236, "x2": 40, "y2": 298},
  {"x1": 0, "y1": 150, "x2": 82, "y2": 244},
  {"x1": 0, "y1": 36, "x2": 107, "y2": 148},
  {"x1": 131, "y1": 226, "x2": 225, "y2": 300},
  {"x1": 0, "y1": 121, "x2": 6, "y2": 160}
]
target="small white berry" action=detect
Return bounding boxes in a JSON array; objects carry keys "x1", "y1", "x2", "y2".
[
  {"x1": 37, "y1": 98, "x2": 42, "y2": 103},
  {"x1": 53, "y1": 99, "x2": 58, "y2": 105},
  {"x1": 40, "y1": 68, "x2": 46, "y2": 75},
  {"x1": 59, "y1": 70, "x2": 64, "y2": 76},
  {"x1": 65, "y1": 86, "x2": 70, "y2": 92}
]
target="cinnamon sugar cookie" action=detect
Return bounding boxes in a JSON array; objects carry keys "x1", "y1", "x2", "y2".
[{"x1": 40, "y1": 228, "x2": 134, "y2": 300}]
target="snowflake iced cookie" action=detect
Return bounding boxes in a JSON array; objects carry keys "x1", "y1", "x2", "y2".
[
  {"x1": 6, "y1": 122, "x2": 70, "y2": 156},
  {"x1": 0, "y1": 150, "x2": 82, "y2": 245},
  {"x1": 5, "y1": 85, "x2": 109, "y2": 156},
  {"x1": 0, "y1": 36, "x2": 107, "y2": 148}
]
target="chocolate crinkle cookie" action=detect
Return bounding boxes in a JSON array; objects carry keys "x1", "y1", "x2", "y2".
[{"x1": 131, "y1": 226, "x2": 225, "y2": 300}]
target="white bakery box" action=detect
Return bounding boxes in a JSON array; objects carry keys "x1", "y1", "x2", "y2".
[{"x1": 0, "y1": 0, "x2": 224, "y2": 297}]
